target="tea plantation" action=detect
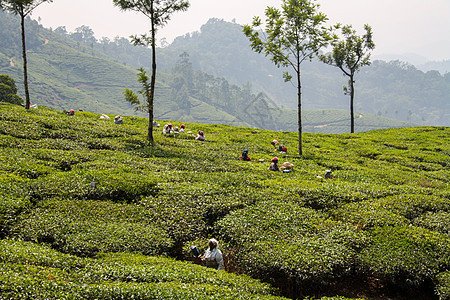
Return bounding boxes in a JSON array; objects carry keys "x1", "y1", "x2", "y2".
[{"x1": 0, "y1": 103, "x2": 448, "y2": 299}]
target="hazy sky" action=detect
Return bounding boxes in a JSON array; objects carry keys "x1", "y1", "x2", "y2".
[{"x1": 32, "y1": 0, "x2": 450, "y2": 61}]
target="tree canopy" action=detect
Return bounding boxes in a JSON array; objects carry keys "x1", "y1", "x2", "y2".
[
  {"x1": 0, "y1": 74, "x2": 23, "y2": 105},
  {"x1": 321, "y1": 24, "x2": 375, "y2": 133},
  {"x1": 243, "y1": 0, "x2": 333, "y2": 155},
  {"x1": 113, "y1": 0, "x2": 190, "y2": 143}
]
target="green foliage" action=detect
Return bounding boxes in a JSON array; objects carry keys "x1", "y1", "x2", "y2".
[
  {"x1": 373, "y1": 194, "x2": 450, "y2": 220},
  {"x1": 414, "y1": 211, "x2": 450, "y2": 235},
  {"x1": 0, "y1": 239, "x2": 286, "y2": 299},
  {"x1": 330, "y1": 200, "x2": 410, "y2": 230},
  {"x1": 217, "y1": 201, "x2": 367, "y2": 284},
  {"x1": 0, "y1": 181, "x2": 29, "y2": 238},
  {"x1": 0, "y1": 0, "x2": 55, "y2": 109},
  {"x1": 0, "y1": 0, "x2": 53, "y2": 16},
  {"x1": 0, "y1": 74, "x2": 23, "y2": 105},
  {"x1": 243, "y1": 0, "x2": 331, "y2": 71},
  {"x1": 359, "y1": 226, "x2": 450, "y2": 285},
  {"x1": 123, "y1": 67, "x2": 152, "y2": 113},
  {"x1": 162, "y1": 19, "x2": 449, "y2": 127},
  {"x1": 320, "y1": 24, "x2": 375, "y2": 78},
  {"x1": 113, "y1": 0, "x2": 190, "y2": 29},
  {"x1": 243, "y1": 0, "x2": 333, "y2": 154},
  {"x1": 0, "y1": 12, "x2": 429, "y2": 132},
  {"x1": 320, "y1": 24, "x2": 375, "y2": 133},
  {"x1": 12, "y1": 199, "x2": 173, "y2": 257},
  {"x1": 0, "y1": 103, "x2": 448, "y2": 298},
  {"x1": 113, "y1": 0, "x2": 191, "y2": 143},
  {"x1": 435, "y1": 271, "x2": 450, "y2": 300},
  {"x1": 25, "y1": 168, "x2": 159, "y2": 203}
]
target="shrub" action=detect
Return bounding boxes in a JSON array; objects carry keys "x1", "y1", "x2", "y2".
[
  {"x1": 294, "y1": 181, "x2": 415, "y2": 209},
  {"x1": 25, "y1": 168, "x2": 159, "y2": 203},
  {"x1": 0, "y1": 74, "x2": 23, "y2": 105},
  {"x1": 11, "y1": 199, "x2": 173, "y2": 257},
  {"x1": 359, "y1": 226, "x2": 450, "y2": 286},
  {"x1": 0, "y1": 104, "x2": 448, "y2": 298},
  {"x1": 0, "y1": 180, "x2": 29, "y2": 237},
  {"x1": 331, "y1": 200, "x2": 410, "y2": 229},
  {"x1": 435, "y1": 271, "x2": 450, "y2": 300},
  {"x1": 217, "y1": 201, "x2": 367, "y2": 285},
  {"x1": 414, "y1": 211, "x2": 450, "y2": 235},
  {"x1": 373, "y1": 194, "x2": 450, "y2": 220},
  {"x1": 0, "y1": 239, "x2": 286, "y2": 299}
]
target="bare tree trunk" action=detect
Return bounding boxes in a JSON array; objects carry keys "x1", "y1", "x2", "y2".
[
  {"x1": 147, "y1": 5, "x2": 156, "y2": 144},
  {"x1": 20, "y1": 7, "x2": 30, "y2": 109},
  {"x1": 297, "y1": 68, "x2": 303, "y2": 156},
  {"x1": 350, "y1": 75, "x2": 355, "y2": 133}
]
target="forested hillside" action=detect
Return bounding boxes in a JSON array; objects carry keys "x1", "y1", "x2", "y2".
[
  {"x1": 0, "y1": 10, "x2": 435, "y2": 132},
  {"x1": 159, "y1": 19, "x2": 449, "y2": 126},
  {"x1": 0, "y1": 103, "x2": 448, "y2": 299},
  {"x1": 44, "y1": 18, "x2": 449, "y2": 127}
]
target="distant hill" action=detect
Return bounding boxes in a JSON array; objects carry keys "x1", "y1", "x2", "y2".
[
  {"x1": 157, "y1": 19, "x2": 449, "y2": 127},
  {"x1": 0, "y1": 11, "x2": 420, "y2": 132},
  {"x1": 418, "y1": 60, "x2": 450, "y2": 74}
]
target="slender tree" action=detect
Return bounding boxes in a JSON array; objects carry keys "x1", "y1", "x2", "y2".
[
  {"x1": 123, "y1": 67, "x2": 153, "y2": 118},
  {"x1": 113, "y1": 0, "x2": 190, "y2": 143},
  {"x1": 0, "y1": 0, "x2": 53, "y2": 109},
  {"x1": 171, "y1": 52, "x2": 193, "y2": 113},
  {"x1": 320, "y1": 24, "x2": 375, "y2": 133},
  {"x1": 243, "y1": 0, "x2": 333, "y2": 155}
]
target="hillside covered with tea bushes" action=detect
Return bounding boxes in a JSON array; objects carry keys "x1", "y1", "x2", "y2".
[{"x1": 0, "y1": 103, "x2": 448, "y2": 299}]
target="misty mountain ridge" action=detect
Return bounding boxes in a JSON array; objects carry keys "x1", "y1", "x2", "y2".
[
  {"x1": 374, "y1": 53, "x2": 450, "y2": 74},
  {"x1": 156, "y1": 18, "x2": 448, "y2": 126},
  {"x1": 0, "y1": 11, "x2": 448, "y2": 129}
]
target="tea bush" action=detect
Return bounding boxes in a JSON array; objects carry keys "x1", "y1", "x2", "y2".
[
  {"x1": 372, "y1": 194, "x2": 450, "y2": 220},
  {"x1": 435, "y1": 271, "x2": 450, "y2": 300},
  {"x1": 24, "y1": 168, "x2": 159, "y2": 203},
  {"x1": 413, "y1": 211, "x2": 450, "y2": 235},
  {"x1": 0, "y1": 103, "x2": 448, "y2": 299},
  {"x1": 0, "y1": 239, "x2": 287, "y2": 299},
  {"x1": 217, "y1": 201, "x2": 367, "y2": 285},
  {"x1": 359, "y1": 226, "x2": 450, "y2": 285},
  {"x1": 0, "y1": 176, "x2": 30, "y2": 238},
  {"x1": 11, "y1": 199, "x2": 173, "y2": 257},
  {"x1": 330, "y1": 200, "x2": 410, "y2": 229}
]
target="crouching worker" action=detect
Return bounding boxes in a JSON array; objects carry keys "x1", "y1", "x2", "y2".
[
  {"x1": 277, "y1": 144, "x2": 287, "y2": 153},
  {"x1": 269, "y1": 157, "x2": 281, "y2": 172},
  {"x1": 240, "y1": 149, "x2": 252, "y2": 161},
  {"x1": 195, "y1": 130, "x2": 205, "y2": 141},
  {"x1": 162, "y1": 123, "x2": 173, "y2": 134},
  {"x1": 114, "y1": 114, "x2": 124, "y2": 124},
  {"x1": 202, "y1": 239, "x2": 224, "y2": 270}
]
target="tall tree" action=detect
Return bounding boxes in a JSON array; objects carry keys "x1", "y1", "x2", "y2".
[
  {"x1": 243, "y1": 0, "x2": 333, "y2": 155},
  {"x1": 171, "y1": 52, "x2": 193, "y2": 113},
  {"x1": 71, "y1": 25, "x2": 97, "y2": 44},
  {"x1": 0, "y1": 0, "x2": 53, "y2": 109},
  {"x1": 320, "y1": 24, "x2": 375, "y2": 133},
  {"x1": 113, "y1": 0, "x2": 190, "y2": 143}
]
